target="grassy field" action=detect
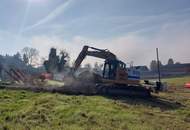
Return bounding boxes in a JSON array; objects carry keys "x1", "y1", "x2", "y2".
[
  {"x1": 162, "y1": 76, "x2": 190, "y2": 87},
  {"x1": 0, "y1": 76, "x2": 190, "y2": 130}
]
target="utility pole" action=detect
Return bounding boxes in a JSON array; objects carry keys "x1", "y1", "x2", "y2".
[{"x1": 156, "y1": 48, "x2": 161, "y2": 82}]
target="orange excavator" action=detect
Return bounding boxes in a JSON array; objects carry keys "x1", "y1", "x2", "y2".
[{"x1": 72, "y1": 45, "x2": 156, "y2": 97}]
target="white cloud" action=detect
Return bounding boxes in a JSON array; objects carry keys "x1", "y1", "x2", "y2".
[{"x1": 30, "y1": 19, "x2": 190, "y2": 68}]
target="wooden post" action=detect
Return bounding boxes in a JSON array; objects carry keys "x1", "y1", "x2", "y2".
[{"x1": 156, "y1": 48, "x2": 161, "y2": 83}]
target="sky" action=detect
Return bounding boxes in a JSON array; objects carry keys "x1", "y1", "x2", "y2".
[{"x1": 0, "y1": 0, "x2": 190, "y2": 67}]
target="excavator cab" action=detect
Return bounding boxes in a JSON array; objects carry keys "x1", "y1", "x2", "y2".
[
  {"x1": 102, "y1": 59, "x2": 127, "y2": 80},
  {"x1": 102, "y1": 59, "x2": 140, "y2": 85}
]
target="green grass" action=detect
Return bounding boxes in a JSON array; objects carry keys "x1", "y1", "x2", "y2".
[
  {"x1": 0, "y1": 89, "x2": 190, "y2": 130},
  {"x1": 0, "y1": 76, "x2": 190, "y2": 130},
  {"x1": 162, "y1": 76, "x2": 190, "y2": 87}
]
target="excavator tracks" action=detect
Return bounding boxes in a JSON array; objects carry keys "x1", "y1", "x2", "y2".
[{"x1": 96, "y1": 84, "x2": 151, "y2": 98}]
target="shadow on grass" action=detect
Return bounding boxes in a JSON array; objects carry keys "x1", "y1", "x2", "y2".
[{"x1": 104, "y1": 95, "x2": 184, "y2": 111}]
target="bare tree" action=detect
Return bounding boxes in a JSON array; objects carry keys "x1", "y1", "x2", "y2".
[
  {"x1": 22, "y1": 47, "x2": 39, "y2": 66},
  {"x1": 58, "y1": 49, "x2": 70, "y2": 71}
]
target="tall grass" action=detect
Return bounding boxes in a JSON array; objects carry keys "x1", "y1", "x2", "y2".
[{"x1": 0, "y1": 89, "x2": 190, "y2": 130}]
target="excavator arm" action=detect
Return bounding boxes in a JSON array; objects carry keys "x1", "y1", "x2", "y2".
[{"x1": 73, "y1": 46, "x2": 117, "y2": 72}]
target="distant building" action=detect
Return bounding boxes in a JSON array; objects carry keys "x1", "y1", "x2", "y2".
[
  {"x1": 161, "y1": 63, "x2": 190, "y2": 76},
  {"x1": 134, "y1": 66, "x2": 149, "y2": 72},
  {"x1": 134, "y1": 63, "x2": 190, "y2": 79},
  {"x1": 133, "y1": 66, "x2": 153, "y2": 79}
]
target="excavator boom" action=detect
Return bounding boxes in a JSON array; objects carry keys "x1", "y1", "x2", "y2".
[{"x1": 73, "y1": 46, "x2": 116, "y2": 72}]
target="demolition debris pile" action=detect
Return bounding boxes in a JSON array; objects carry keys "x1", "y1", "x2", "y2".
[
  {"x1": 0, "y1": 47, "x2": 99, "y2": 95},
  {"x1": 0, "y1": 69, "x2": 99, "y2": 96}
]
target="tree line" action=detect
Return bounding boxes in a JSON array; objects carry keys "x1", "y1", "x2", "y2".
[
  {"x1": 0, "y1": 46, "x2": 103, "y2": 76},
  {"x1": 3, "y1": 46, "x2": 180, "y2": 77},
  {"x1": 150, "y1": 58, "x2": 180, "y2": 72},
  {"x1": 0, "y1": 47, "x2": 43, "y2": 79}
]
